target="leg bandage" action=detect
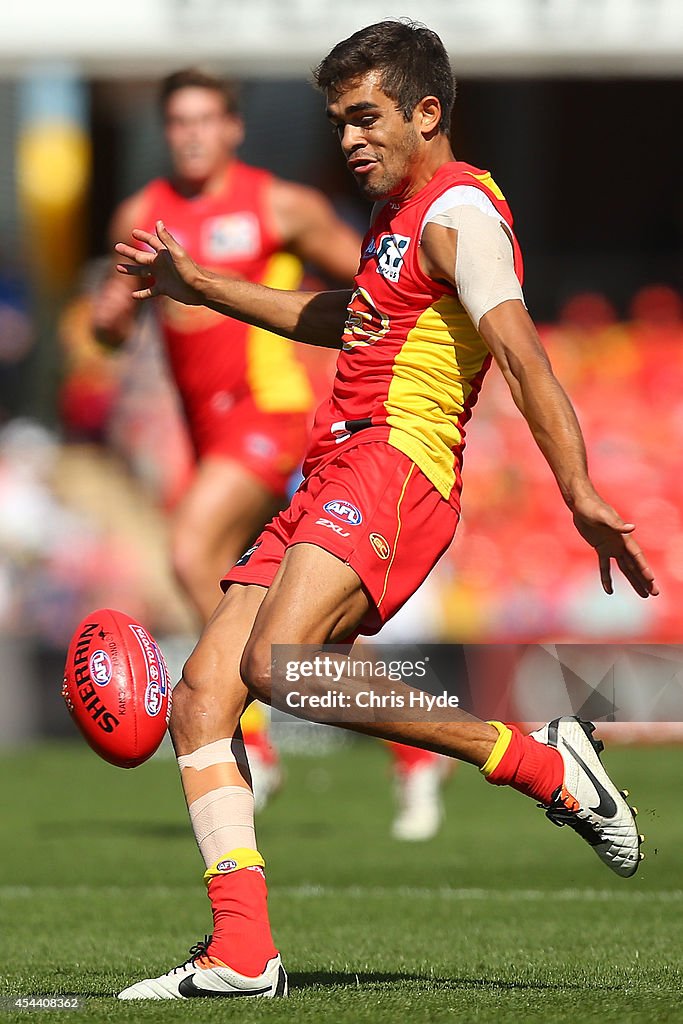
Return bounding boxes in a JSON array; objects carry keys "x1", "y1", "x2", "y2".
[
  {"x1": 177, "y1": 737, "x2": 246, "y2": 772},
  {"x1": 178, "y1": 739, "x2": 256, "y2": 867},
  {"x1": 188, "y1": 787, "x2": 257, "y2": 867}
]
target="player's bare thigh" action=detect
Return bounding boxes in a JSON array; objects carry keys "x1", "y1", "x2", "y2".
[
  {"x1": 172, "y1": 582, "x2": 268, "y2": 755},
  {"x1": 240, "y1": 542, "x2": 370, "y2": 700}
]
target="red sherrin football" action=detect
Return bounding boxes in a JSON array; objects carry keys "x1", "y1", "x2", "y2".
[{"x1": 62, "y1": 608, "x2": 172, "y2": 768}]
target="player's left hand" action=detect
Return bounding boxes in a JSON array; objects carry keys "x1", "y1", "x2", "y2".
[{"x1": 571, "y1": 494, "x2": 658, "y2": 598}]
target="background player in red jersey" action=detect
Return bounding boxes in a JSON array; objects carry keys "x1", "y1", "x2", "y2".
[
  {"x1": 93, "y1": 69, "x2": 361, "y2": 805},
  {"x1": 94, "y1": 69, "x2": 360, "y2": 623},
  {"x1": 113, "y1": 22, "x2": 657, "y2": 1000},
  {"x1": 93, "y1": 68, "x2": 441, "y2": 827}
]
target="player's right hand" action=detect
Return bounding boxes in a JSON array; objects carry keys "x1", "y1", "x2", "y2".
[{"x1": 115, "y1": 221, "x2": 202, "y2": 306}]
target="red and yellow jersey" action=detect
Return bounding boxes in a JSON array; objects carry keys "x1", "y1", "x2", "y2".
[
  {"x1": 137, "y1": 161, "x2": 314, "y2": 445},
  {"x1": 304, "y1": 161, "x2": 523, "y2": 505}
]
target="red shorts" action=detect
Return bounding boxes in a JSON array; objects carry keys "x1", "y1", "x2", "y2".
[
  {"x1": 190, "y1": 394, "x2": 311, "y2": 498},
  {"x1": 223, "y1": 441, "x2": 460, "y2": 634}
]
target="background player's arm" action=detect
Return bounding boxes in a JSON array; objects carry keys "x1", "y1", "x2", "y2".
[
  {"x1": 115, "y1": 223, "x2": 350, "y2": 348},
  {"x1": 269, "y1": 179, "x2": 361, "y2": 283},
  {"x1": 92, "y1": 192, "x2": 147, "y2": 348},
  {"x1": 421, "y1": 219, "x2": 658, "y2": 598}
]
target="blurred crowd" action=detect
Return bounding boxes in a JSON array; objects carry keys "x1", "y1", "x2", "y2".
[
  {"x1": 443, "y1": 284, "x2": 683, "y2": 643},
  {"x1": 0, "y1": 280, "x2": 682, "y2": 650}
]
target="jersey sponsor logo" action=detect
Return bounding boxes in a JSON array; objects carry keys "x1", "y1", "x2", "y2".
[
  {"x1": 202, "y1": 212, "x2": 261, "y2": 259},
  {"x1": 235, "y1": 540, "x2": 261, "y2": 567},
  {"x1": 376, "y1": 233, "x2": 410, "y2": 282},
  {"x1": 369, "y1": 533, "x2": 391, "y2": 560},
  {"x1": 323, "y1": 499, "x2": 363, "y2": 526},
  {"x1": 362, "y1": 237, "x2": 377, "y2": 259},
  {"x1": 315, "y1": 517, "x2": 350, "y2": 538},
  {"x1": 342, "y1": 286, "x2": 389, "y2": 349},
  {"x1": 89, "y1": 650, "x2": 112, "y2": 686}
]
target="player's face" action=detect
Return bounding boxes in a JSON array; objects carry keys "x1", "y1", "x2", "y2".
[
  {"x1": 326, "y1": 72, "x2": 422, "y2": 201},
  {"x1": 164, "y1": 87, "x2": 243, "y2": 183}
]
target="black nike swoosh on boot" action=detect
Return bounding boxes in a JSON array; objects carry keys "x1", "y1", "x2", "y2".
[
  {"x1": 178, "y1": 974, "x2": 272, "y2": 998},
  {"x1": 560, "y1": 739, "x2": 618, "y2": 818}
]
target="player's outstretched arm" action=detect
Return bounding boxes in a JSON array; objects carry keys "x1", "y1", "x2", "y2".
[
  {"x1": 115, "y1": 221, "x2": 350, "y2": 349},
  {"x1": 477, "y1": 300, "x2": 658, "y2": 599},
  {"x1": 420, "y1": 216, "x2": 657, "y2": 600}
]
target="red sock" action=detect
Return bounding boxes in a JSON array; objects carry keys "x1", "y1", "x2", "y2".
[
  {"x1": 207, "y1": 867, "x2": 278, "y2": 976},
  {"x1": 390, "y1": 742, "x2": 440, "y2": 772},
  {"x1": 485, "y1": 725, "x2": 563, "y2": 805}
]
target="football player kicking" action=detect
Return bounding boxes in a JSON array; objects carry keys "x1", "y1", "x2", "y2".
[
  {"x1": 114, "y1": 20, "x2": 657, "y2": 999},
  {"x1": 94, "y1": 67, "x2": 444, "y2": 827}
]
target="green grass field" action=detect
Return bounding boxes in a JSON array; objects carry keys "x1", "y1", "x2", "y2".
[{"x1": 2, "y1": 739, "x2": 682, "y2": 1023}]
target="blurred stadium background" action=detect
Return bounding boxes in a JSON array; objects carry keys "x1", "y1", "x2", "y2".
[
  {"x1": 2, "y1": 4, "x2": 683, "y2": 1020},
  {"x1": 1, "y1": 0, "x2": 682, "y2": 744}
]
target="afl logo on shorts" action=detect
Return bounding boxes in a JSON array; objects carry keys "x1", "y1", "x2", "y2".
[
  {"x1": 89, "y1": 650, "x2": 112, "y2": 686},
  {"x1": 369, "y1": 533, "x2": 391, "y2": 560},
  {"x1": 323, "y1": 500, "x2": 363, "y2": 526}
]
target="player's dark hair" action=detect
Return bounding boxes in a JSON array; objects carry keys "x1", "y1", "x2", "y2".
[
  {"x1": 314, "y1": 20, "x2": 455, "y2": 136},
  {"x1": 159, "y1": 69, "x2": 240, "y2": 116}
]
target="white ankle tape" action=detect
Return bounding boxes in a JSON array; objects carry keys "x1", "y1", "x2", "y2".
[
  {"x1": 188, "y1": 786, "x2": 256, "y2": 867},
  {"x1": 177, "y1": 738, "x2": 246, "y2": 771}
]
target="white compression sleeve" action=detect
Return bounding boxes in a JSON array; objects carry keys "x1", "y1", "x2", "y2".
[
  {"x1": 188, "y1": 786, "x2": 257, "y2": 866},
  {"x1": 178, "y1": 739, "x2": 256, "y2": 867}
]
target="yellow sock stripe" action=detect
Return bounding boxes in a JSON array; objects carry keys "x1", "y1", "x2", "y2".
[
  {"x1": 377, "y1": 464, "x2": 415, "y2": 610},
  {"x1": 203, "y1": 847, "x2": 265, "y2": 886},
  {"x1": 480, "y1": 721, "x2": 513, "y2": 777}
]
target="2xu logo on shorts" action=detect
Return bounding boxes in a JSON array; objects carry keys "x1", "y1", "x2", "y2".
[
  {"x1": 316, "y1": 518, "x2": 350, "y2": 538},
  {"x1": 323, "y1": 500, "x2": 363, "y2": 526}
]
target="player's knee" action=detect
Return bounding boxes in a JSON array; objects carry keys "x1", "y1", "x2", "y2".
[
  {"x1": 168, "y1": 677, "x2": 191, "y2": 741},
  {"x1": 170, "y1": 637, "x2": 239, "y2": 743},
  {"x1": 240, "y1": 641, "x2": 272, "y2": 704},
  {"x1": 168, "y1": 652, "x2": 203, "y2": 738}
]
